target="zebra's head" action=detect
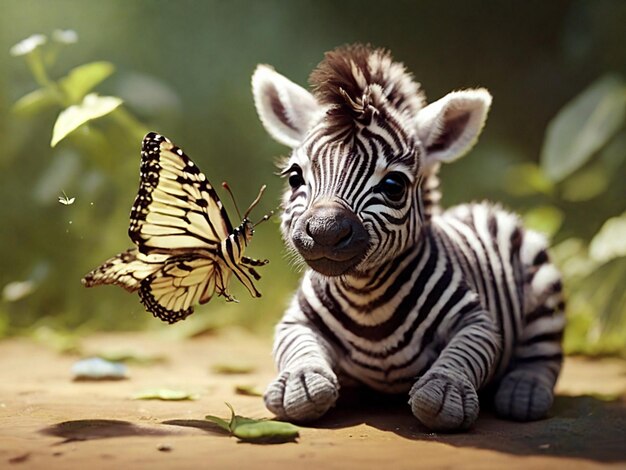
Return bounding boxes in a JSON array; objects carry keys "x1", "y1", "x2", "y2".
[{"x1": 252, "y1": 45, "x2": 491, "y2": 277}]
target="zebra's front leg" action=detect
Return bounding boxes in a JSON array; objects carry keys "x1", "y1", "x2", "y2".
[
  {"x1": 265, "y1": 303, "x2": 339, "y2": 422},
  {"x1": 409, "y1": 307, "x2": 499, "y2": 431}
]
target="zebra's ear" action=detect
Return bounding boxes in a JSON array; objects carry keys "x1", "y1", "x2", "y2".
[
  {"x1": 416, "y1": 89, "x2": 492, "y2": 164},
  {"x1": 252, "y1": 65, "x2": 321, "y2": 148}
]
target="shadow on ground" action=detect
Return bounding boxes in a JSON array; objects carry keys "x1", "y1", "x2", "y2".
[
  {"x1": 161, "y1": 419, "x2": 229, "y2": 436},
  {"x1": 40, "y1": 419, "x2": 227, "y2": 444},
  {"x1": 314, "y1": 389, "x2": 626, "y2": 463},
  {"x1": 37, "y1": 395, "x2": 625, "y2": 461}
]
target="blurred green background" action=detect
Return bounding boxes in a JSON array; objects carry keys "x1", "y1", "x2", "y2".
[{"x1": 0, "y1": 0, "x2": 624, "y2": 355}]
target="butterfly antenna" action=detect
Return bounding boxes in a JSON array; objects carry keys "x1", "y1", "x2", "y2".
[
  {"x1": 244, "y1": 185, "x2": 267, "y2": 220},
  {"x1": 253, "y1": 210, "x2": 274, "y2": 227},
  {"x1": 221, "y1": 182, "x2": 242, "y2": 221}
]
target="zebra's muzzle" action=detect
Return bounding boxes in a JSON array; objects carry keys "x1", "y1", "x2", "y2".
[{"x1": 291, "y1": 200, "x2": 369, "y2": 276}]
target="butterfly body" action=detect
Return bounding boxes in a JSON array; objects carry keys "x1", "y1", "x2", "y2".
[{"x1": 82, "y1": 132, "x2": 269, "y2": 324}]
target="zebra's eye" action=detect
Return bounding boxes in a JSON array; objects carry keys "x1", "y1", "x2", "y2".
[
  {"x1": 287, "y1": 165, "x2": 305, "y2": 189},
  {"x1": 377, "y1": 172, "x2": 408, "y2": 202}
]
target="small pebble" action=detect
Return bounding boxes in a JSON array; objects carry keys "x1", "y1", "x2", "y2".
[
  {"x1": 158, "y1": 444, "x2": 172, "y2": 452},
  {"x1": 71, "y1": 357, "x2": 127, "y2": 381}
]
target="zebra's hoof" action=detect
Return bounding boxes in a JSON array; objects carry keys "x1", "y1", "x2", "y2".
[
  {"x1": 409, "y1": 370, "x2": 479, "y2": 432},
  {"x1": 264, "y1": 366, "x2": 339, "y2": 422},
  {"x1": 494, "y1": 370, "x2": 553, "y2": 421}
]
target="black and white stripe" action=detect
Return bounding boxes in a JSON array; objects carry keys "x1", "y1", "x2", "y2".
[{"x1": 254, "y1": 44, "x2": 565, "y2": 430}]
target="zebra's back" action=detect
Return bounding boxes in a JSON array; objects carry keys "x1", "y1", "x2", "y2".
[{"x1": 436, "y1": 201, "x2": 564, "y2": 381}]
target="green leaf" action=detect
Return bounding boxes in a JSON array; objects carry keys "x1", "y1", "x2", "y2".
[
  {"x1": 12, "y1": 88, "x2": 58, "y2": 116},
  {"x1": 541, "y1": 75, "x2": 626, "y2": 182},
  {"x1": 132, "y1": 389, "x2": 198, "y2": 401},
  {"x1": 598, "y1": 130, "x2": 626, "y2": 173},
  {"x1": 51, "y1": 93, "x2": 122, "y2": 147},
  {"x1": 503, "y1": 163, "x2": 554, "y2": 196},
  {"x1": 232, "y1": 415, "x2": 262, "y2": 430},
  {"x1": 212, "y1": 363, "x2": 255, "y2": 374},
  {"x1": 522, "y1": 205, "x2": 564, "y2": 238},
  {"x1": 589, "y1": 212, "x2": 626, "y2": 264},
  {"x1": 205, "y1": 403, "x2": 300, "y2": 444},
  {"x1": 94, "y1": 350, "x2": 167, "y2": 365},
  {"x1": 550, "y1": 238, "x2": 597, "y2": 280},
  {"x1": 232, "y1": 421, "x2": 300, "y2": 443},
  {"x1": 59, "y1": 61, "x2": 115, "y2": 104},
  {"x1": 560, "y1": 166, "x2": 609, "y2": 201},
  {"x1": 225, "y1": 402, "x2": 237, "y2": 431},
  {"x1": 235, "y1": 384, "x2": 263, "y2": 397},
  {"x1": 204, "y1": 415, "x2": 232, "y2": 433}
]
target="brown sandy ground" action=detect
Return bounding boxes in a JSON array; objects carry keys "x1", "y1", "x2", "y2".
[{"x1": 0, "y1": 329, "x2": 625, "y2": 469}]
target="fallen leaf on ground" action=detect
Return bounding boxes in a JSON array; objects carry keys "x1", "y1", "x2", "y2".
[
  {"x1": 234, "y1": 384, "x2": 263, "y2": 397},
  {"x1": 211, "y1": 363, "x2": 255, "y2": 374},
  {"x1": 8, "y1": 452, "x2": 31, "y2": 464},
  {"x1": 132, "y1": 389, "x2": 198, "y2": 401},
  {"x1": 205, "y1": 403, "x2": 299, "y2": 444},
  {"x1": 92, "y1": 350, "x2": 167, "y2": 365}
]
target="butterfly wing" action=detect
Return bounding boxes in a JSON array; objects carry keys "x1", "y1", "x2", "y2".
[
  {"x1": 138, "y1": 254, "x2": 230, "y2": 323},
  {"x1": 129, "y1": 132, "x2": 233, "y2": 255},
  {"x1": 83, "y1": 132, "x2": 267, "y2": 323},
  {"x1": 81, "y1": 249, "x2": 167, "y2": 292}
]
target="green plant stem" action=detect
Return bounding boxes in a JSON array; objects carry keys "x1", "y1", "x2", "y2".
[
  {"x1": 26, "y1": 49, "x2": 51, "y2": 87},
  {"x1": 110, "y1": 106, "x2": 149, "y2": 141},
  {"x1": 44, "y1": 42, "x2": 62, "y2": 67},
  {"x1": 26, "y1": 49, "x2": 69, "y2": 107}
]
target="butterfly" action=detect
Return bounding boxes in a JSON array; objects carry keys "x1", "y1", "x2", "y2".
[{"x1": 82, "y1": 132, "x2": 270, "y2": 324}]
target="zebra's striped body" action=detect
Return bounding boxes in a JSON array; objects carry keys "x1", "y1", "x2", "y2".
[{"x1": 252, "y1": 45, "x2": 564, "y2": 431}]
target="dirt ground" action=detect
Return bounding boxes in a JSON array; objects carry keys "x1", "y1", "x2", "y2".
[{"x1": 0, "y1": 329, "x2": 625, "y2": 469}]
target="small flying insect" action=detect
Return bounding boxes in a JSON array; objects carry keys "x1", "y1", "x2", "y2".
[{"x1": 58, "y1": 190, "x2": 75, "y2": 205}]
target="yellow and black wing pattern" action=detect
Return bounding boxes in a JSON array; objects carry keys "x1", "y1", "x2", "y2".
[
  {"x1": 82, "y1": 248, "x2": 166, "y2": 292},
  {"x1": 129, "y1": 132, "x2": 233, "y2": 254},
  {"x1": 137, "y1": 254, "x2": 230, "y2": 324},
  {"x1": 82, "y1": 132, "x2": 267, "y2": 324}
]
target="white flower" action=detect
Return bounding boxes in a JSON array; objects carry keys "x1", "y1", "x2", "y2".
[
  {"x1": 10, "y1": 34, "x2": 47, "y2": 56},
  {"x1": 52, "y1": 29, "x2": 78, "y2": 44}
]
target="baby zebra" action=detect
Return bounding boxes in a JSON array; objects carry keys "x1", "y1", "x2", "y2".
[{"x1": 252, "y1": 44, "x2": 565, "y2": 431}]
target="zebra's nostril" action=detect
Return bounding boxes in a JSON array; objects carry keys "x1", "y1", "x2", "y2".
[
  {"x1": 336, "y1": 224, "x2": 353, "y2": 246},
  {"x1": 306, "y1": 217, "x2": 352, "y2": 247},
  {"x1": 303, "y1": 200, "x2": 364, "y2": 248}
]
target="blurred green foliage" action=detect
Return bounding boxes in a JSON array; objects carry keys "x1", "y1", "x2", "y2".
[
  {"x1": 0, "y1": 1, "x2": 624, "y2": 355},
  {"x1": 536, "y1": 76, "x2": 626, "y2": 356}
]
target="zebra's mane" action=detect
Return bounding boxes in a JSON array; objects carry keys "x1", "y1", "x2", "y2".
[{"x1": 309, "y1": 44, "x2": 425, "y2": 133}]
